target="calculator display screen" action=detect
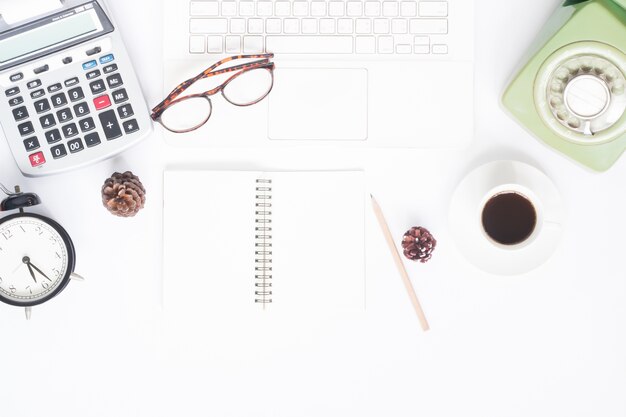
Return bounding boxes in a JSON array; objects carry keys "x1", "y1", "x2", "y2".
[{"x1": 0, "y1": 2, "x2": 113, "y2": 71}]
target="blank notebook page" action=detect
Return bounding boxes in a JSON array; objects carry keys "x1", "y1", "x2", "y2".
[{"x1": 162, "y1": 170, "x2": 365, "y2": 352}]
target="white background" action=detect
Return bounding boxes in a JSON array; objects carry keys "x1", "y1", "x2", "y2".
[{"x1": 0, "y1": 0, "x2": 624, "y2": 416}]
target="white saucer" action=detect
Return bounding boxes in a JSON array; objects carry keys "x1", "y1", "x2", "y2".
[{"x1": 449, "y1": 161, "x2": 565, "y2": 276}]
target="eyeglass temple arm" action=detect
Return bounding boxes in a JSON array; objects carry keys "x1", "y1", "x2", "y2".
[
  {"x1": 201, "y1": 62, "x2": 275, "y2": 97},
  {"x1": 151, "y1": 54, "x2": 274, "y2": 117}
]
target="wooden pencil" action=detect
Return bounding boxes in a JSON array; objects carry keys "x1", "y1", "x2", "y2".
[{"x1": 370, "y1": 195, "x2": 430, "y2": 332}]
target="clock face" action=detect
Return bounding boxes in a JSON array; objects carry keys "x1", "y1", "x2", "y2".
[{"x1": 0, "y1": 215, "x2": 72, "y2": 306}]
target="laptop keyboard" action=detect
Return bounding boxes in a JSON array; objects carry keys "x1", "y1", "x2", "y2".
[{"x1": 188, "y1": 1, "x2": 450, "y2": 56}]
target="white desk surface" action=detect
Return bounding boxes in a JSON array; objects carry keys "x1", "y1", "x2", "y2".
[{"x1": 0, "y1": 1, "x2": 624, "y2": 416}]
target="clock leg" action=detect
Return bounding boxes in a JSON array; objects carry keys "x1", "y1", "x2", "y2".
[
  {"x1": 25, "y1": 307, "x2": 32, "y2": 320},
  {"x1": 70, "y1": 273, "x2": 85, "y2": 281}
]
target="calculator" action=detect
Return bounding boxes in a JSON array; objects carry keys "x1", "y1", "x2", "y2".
[{"x1": 0, "y1": 0, "x2": 152, "y2": 177}]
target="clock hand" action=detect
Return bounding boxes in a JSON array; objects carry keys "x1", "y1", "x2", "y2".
[
  {"x1": 28, "y1": 262, "x2": 52, "y2": 282},
  {"x1": 26, "y1": 263, "x2": 37, "y2": 283},
  {"x1": 22, "y1": 257, "x2": 37, "y2": 284}
]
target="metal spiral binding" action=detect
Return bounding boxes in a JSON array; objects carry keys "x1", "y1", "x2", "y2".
[{"x1": 254, "y1": 179, "x2": 273, "y2": 305}]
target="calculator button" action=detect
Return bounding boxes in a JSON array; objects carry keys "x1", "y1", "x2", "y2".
[
  {"x1": 74, "y1": 102, "x2": 90, "y2": 116},
  {"x1": 82, "y1": 60, "x2": 97, "y2": 70},
  {"x1": 18, "y1": 121, "x2": 35, "y2": 137},
  {"x1": 103, "y1": 64, "x2": 118, "y2": 74},
  {"x1": 51, "y1": 93, "x2": 68, "y2": 108},
  {"x1": 10, "y1": 73, "x2": 23, "y2": 82},
  {"x1": 62, "y1": 123, "x2": 79, "y2": 138},
  {"x1": 48, "y1": 83, "x2": 62, "y2": 93},
  {"x1": 112, "y1": 89, "x2": 129, "y2": 104},
  {"x1": 99, "y1": 54, "x2": 115, "y2": 64},
  {"x1": 62, "y1": 57, "x2": 73, "y2": 65},
  {"x1": 86, "y1": 46, "x2": 102, "y2": 56},
  {"x1": 56, "y1": 108, "x2": 73, "y2": 123},
  {"x1": 117, "y1": 104, "x2": 134, "y2": 119},
  {"x1": 67, "y1": 138, "x2": 85, "y2": 153},
  {"x1": 44, "y1": 129, "x2": 61, "y2": 144},
  {"x1": 39, "y1": 114, "x2": 56, "y2": 129},
  {"x1": 5, "y1": 87, "x2": 20, "y2": 97},
  {"x1": 33, "y1": 65, "x2": 49, "y2": 75},
  {"x1": 12, "y1": 106, "x2": 29, "y2": 121},
  {"x1": 89, "y1": 80, "x2": 106, "y2": 95},
  {"x1": 79, "y1": 117, "x2": 96, "y2": 132},
  {"x1": 27, "y1": 79, "x2": 42, "y2": 89},
  {"x1": 28, "y1": 151, "x2": 46, "y2": 167},
  {"x1": 23, "y1": 137, "x2": 40, "y2": 151},
  {"x1": 9, "y1": 96, "x2": 24, "y2": 107},
  {"x1": 34, "y1": 98, "x2": 51, "y2": 113},
  {"x1": 30, "y1": 89, "x2": 45, "y2": 99},
  {"x1": 65, "y1": 78, "x2": 79, "y2": 88},
  {"x1": 93, "y1": 95, "x2": 111, "y2": 110},
  {"x1": 84, "y1": 132, "x2": 101, "y2": 147},
  {"x1": 106, "y1": 74, "x2": 123, "y2": 89},
  {"x1": 86, "y1": 69, "x2": 101, "y2": 80},
  {"x1": 99, "y1": 110, "x2": 122, "y2": 140},
  {"x1": 122, "y1": 119, "x2": 139, "y2": 134},
  {"x1": 68, "y1": 87, "x2": 85, "y2": 102},
  {"x1": 50, "y1": 144, "x2": 68, "y2": 159}
]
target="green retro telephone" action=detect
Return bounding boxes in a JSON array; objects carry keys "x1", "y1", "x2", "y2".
[{"x1": 503, "y1": 0, "x2": 626, "y2": 171}]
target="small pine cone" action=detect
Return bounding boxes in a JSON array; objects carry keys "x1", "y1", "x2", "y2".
[
  {"x1": 401, "y1": 227, "x2": 437, "y2": 263},
  {"x1": 101, "y1": 171, "x2": 146, "y2": 217}
]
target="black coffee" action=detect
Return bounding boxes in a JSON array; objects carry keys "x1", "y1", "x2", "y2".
[{"x1": 481, "y1": 192, "x2": 537, "y2": 246}]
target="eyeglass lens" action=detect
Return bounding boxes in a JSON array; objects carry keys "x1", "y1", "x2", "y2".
[{"x1": 160, "y1": 67, "x2": 274, "y2": 132}]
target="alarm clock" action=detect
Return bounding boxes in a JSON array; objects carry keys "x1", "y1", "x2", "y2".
[
  {"x1": 0, "y1": 184, "x2": 83, "y2": 319},
  {"x1": 503, "y1": 0, "x2": 626, "y2": 171}
]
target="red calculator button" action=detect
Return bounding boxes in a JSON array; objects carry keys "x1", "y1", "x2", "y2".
[
  {"x1": 29, "y1": 152, "x2": 46, "y2": 167},
  {"x1": 93, "y1": 94, "x2": 111, "y2": 110}
]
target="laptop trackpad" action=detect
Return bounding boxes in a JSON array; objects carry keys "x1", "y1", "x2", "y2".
[{"x1": 268, "y1": 68, "x2": 368, "y2": 141}]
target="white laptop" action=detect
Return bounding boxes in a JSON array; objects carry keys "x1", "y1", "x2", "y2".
[{"x1": 162, "y1": 0, "x2": 474, "y2": 148}]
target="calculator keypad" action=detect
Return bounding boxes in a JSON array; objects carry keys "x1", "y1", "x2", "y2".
[
  {"x1": 79, "y1": 117, "x2": 96, "y2": 132},
  {"x1": 50, "y1": 144, "x2": 67, "y2": 159},
  {"x1": 34, "y1": 99, "x2": 51, "y2": 113},
  {"x1": 68, "y1": 87, "x2": 85, "y2": 102},
  {"x1": 4, "y1": 51, "x2": 143, "y2": 172},
  {"x1": 12, "y1": 107, "x2": 28, "y2": 121},
  {"x1": 23, "y1": 137, "x2": 39, "y2": 151},
  {"x1": 45, "y1": 129, "x2": 62, "y2": 144},
  {"x1": 57, "y1": 108, "x2": 73, "y2": 123},
  {"x1": 18, "y1": 122, "x2": 35, "y2": 136},
  {"x1": 39, "y1": 114, "x2": 56, "y2": 129},
  {"x1": 9, "y1": 96, "x2": 24, "y2": 107},
  {"x1": 51, "y1": 93, "x2": 68, "y2": 108},
  {"x1": 99, "y1": 110, "x2": 122, "y2": 140},
  {"x1": 117, "y1": 104, "x2": 133, "y2": 119},
  {"x1": 89, "y1": 80, "x2": 106, "y2": 95}
]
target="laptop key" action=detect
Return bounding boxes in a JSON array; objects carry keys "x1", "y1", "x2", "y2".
[
  {"x1": 189, "y1": 18, "x2": 227, "y2": 34},
  {"x1": 409, "y1": 19, "x2": 448, "y2": 34},
  {"x1": 419, "y1": 1, "x2": 448, "y2": 17},
  {"x1": 356, "y1": 37, "x2": 376, "y2": 54},
  {"x1": 243, "y1": 36, "x2": 264, "y2": 53},
  {"x1": 266, "y1": 36, "x2": 353, "y2": 54},
  {"x1": 225, "y1": 36, "x2": 241, "y2": 53},
  {"x1": 207, "y1": 36, "x2": 223, "y2": 53},
  {"x1": 189, "y1": 35, "x2": 205, "y2": 53},
  {"x1": 190, "y1": 1, "x2": 218, "y2": 16}
]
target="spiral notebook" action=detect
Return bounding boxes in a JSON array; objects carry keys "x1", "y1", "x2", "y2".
[{"x1": 163, "y1": 170, "x2": 366, "y2": 321}]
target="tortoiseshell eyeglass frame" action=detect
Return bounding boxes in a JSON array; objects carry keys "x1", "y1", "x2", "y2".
[{"x1": 151, "y1": 53, "x2": 275, "y2": 133}]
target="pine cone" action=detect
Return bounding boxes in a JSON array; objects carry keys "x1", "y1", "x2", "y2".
[
  {"x1": 101, "y1": 171, "x2": 146, "y2": 217},
  {"x1": 401, "y1": 227, "x2": 437, "y2": 263}
]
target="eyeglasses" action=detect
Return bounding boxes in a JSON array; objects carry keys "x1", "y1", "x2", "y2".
[{"x1": 151, "y1": 53, "x2": 275, "y2": 133}]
